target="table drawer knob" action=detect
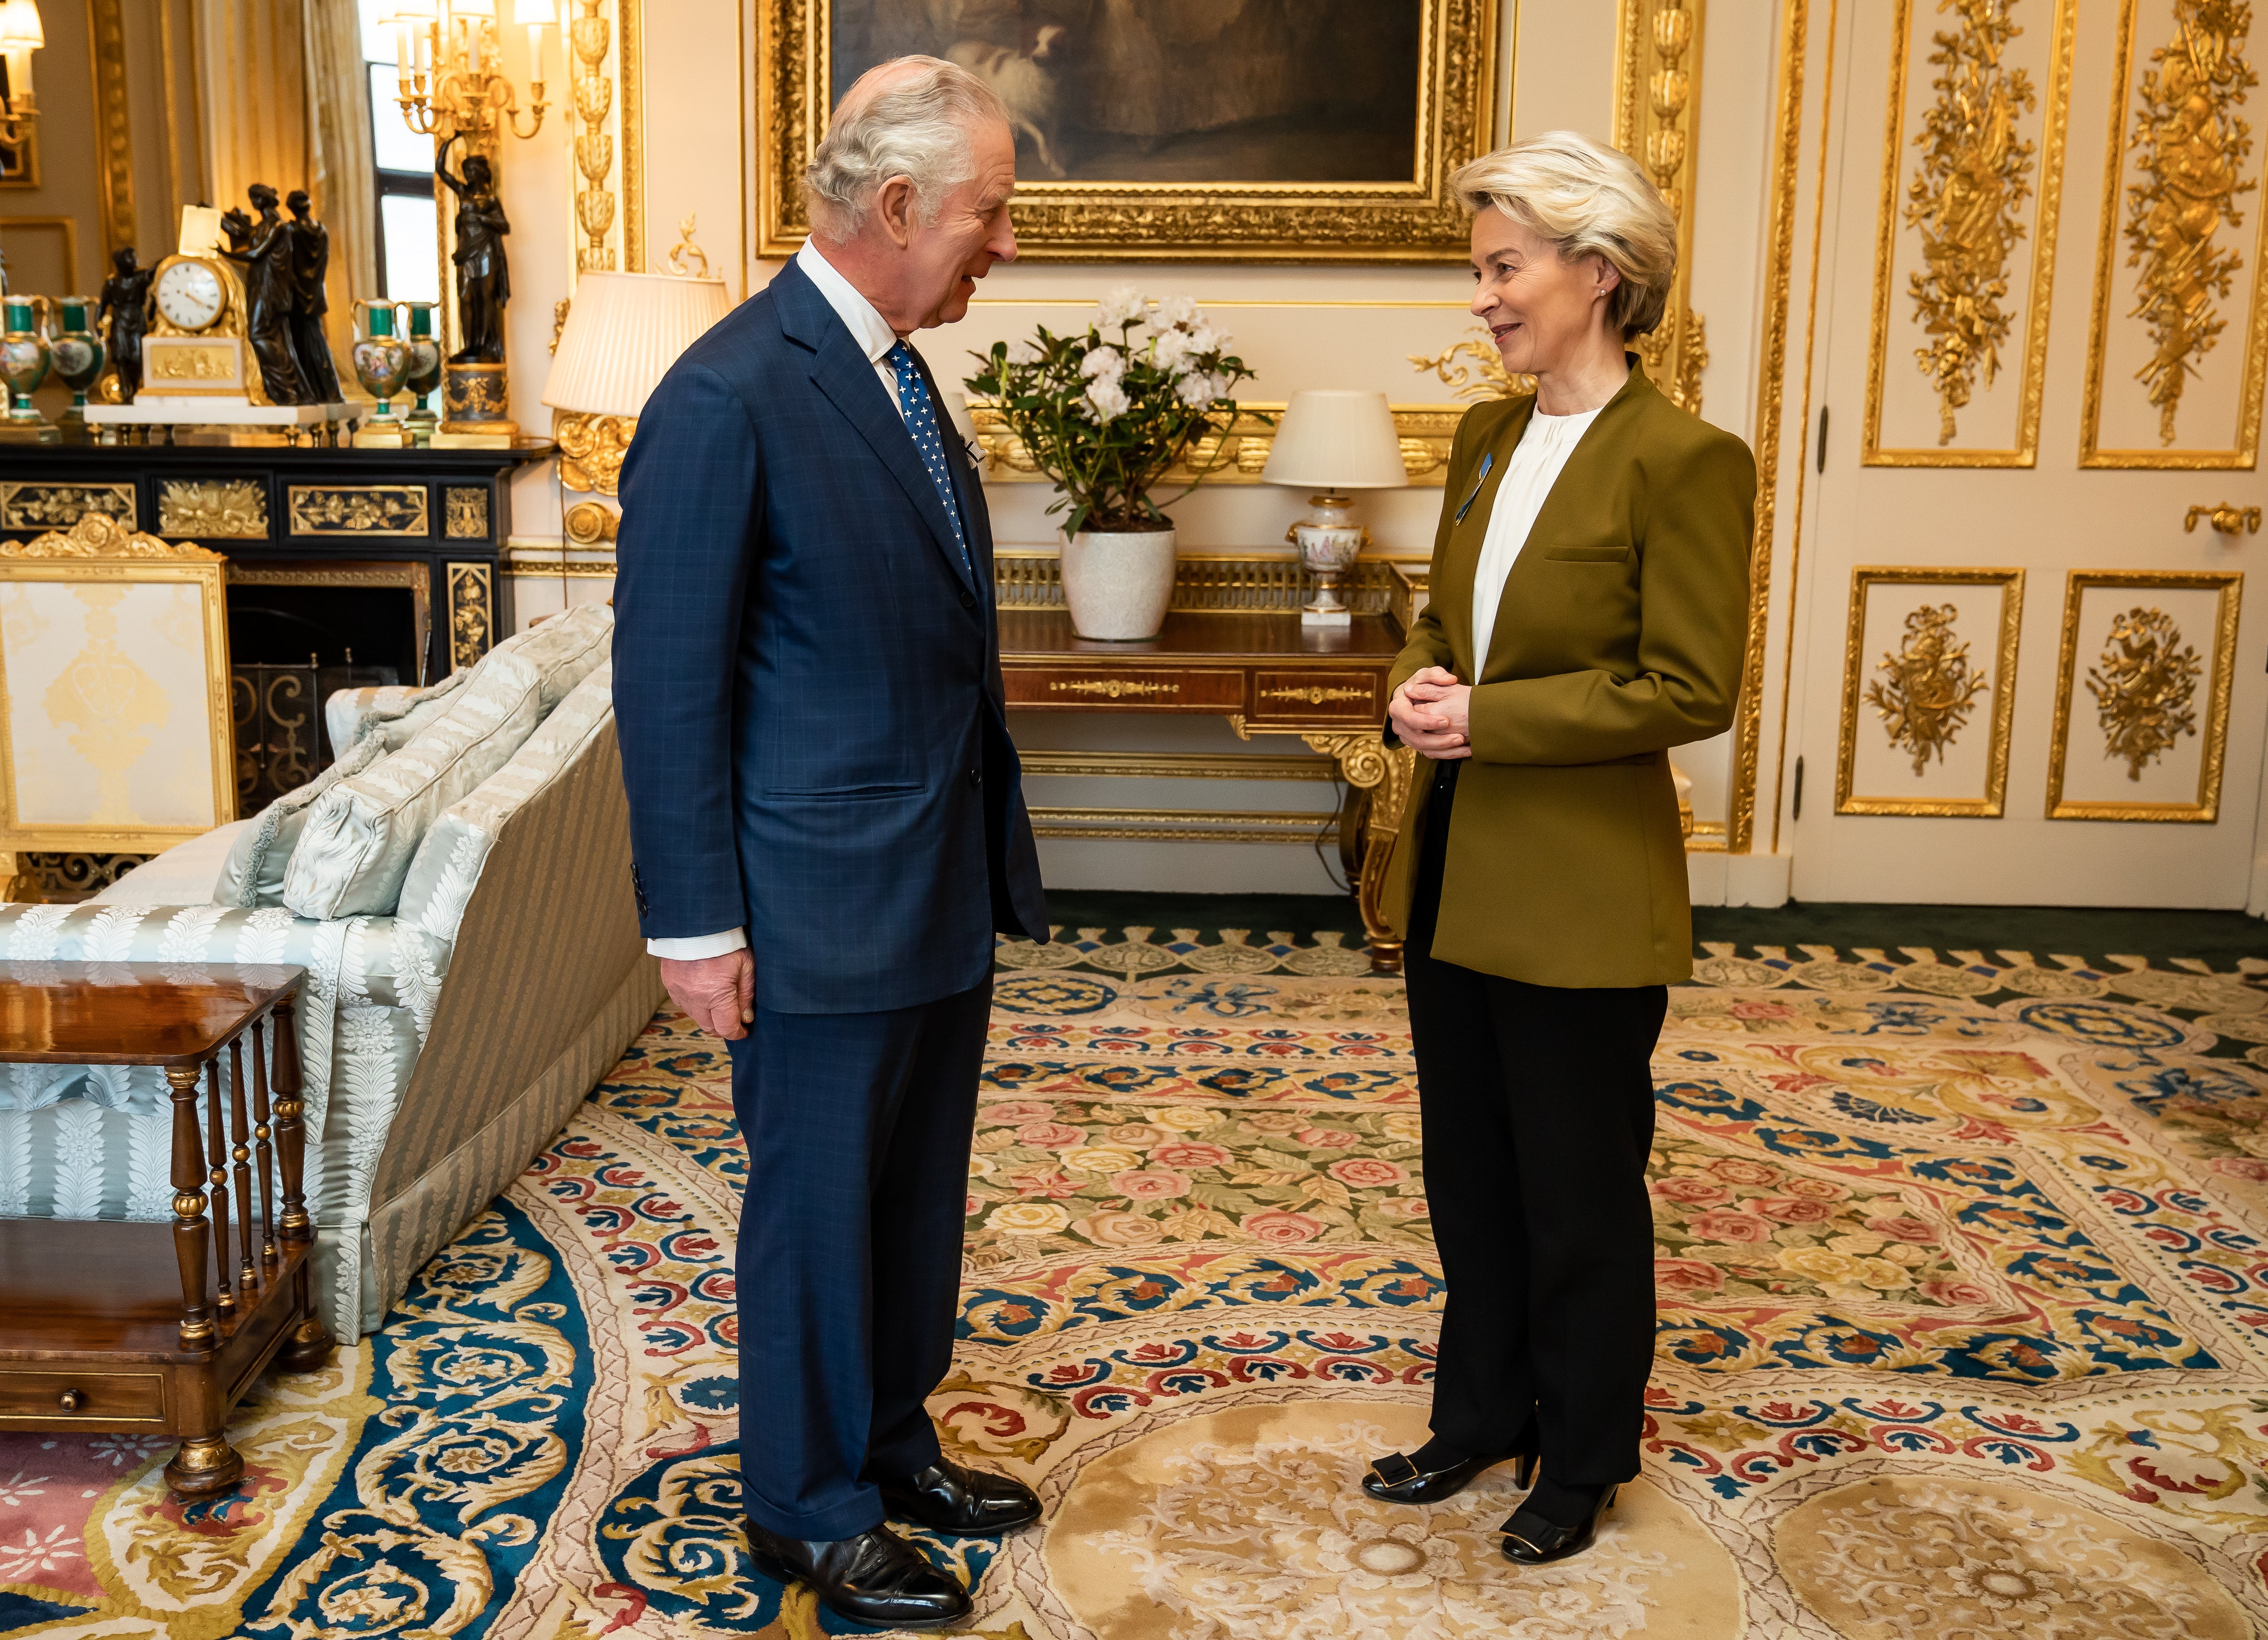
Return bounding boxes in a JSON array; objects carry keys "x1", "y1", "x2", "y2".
[{"x1": 57, "y1": 1389, "x2": 83, "y2": 1412}]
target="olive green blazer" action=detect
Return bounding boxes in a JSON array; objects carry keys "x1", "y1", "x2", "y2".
[{"x1": 1384, "y1": 359, "x2": 1756, "y2": 988}]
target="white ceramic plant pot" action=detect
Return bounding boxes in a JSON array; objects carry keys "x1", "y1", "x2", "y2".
[{"x1": 1062, "y1": 527, "x2": 1177, "y2": 641}]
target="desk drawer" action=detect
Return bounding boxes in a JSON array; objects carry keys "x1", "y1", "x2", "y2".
[
  {"x1": 0, "y1": 1366, "x2": 166, "y2": 1425},
  {"x1": 1004, "y1": 665, "x2": 1246, "y2": 711},
  {"x1": 1247, "y1": 670, "x2": 1384, "y2": 725}
]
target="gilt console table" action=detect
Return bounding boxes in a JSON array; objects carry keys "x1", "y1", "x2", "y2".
[
  {"x1": 999, "y1": 608, "x2": 1419, "y2": 972},
  {"x1": 0, "y1": 962, "x2": 333, "y2": 1500}
]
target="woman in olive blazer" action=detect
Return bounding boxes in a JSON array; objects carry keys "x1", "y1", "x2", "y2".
[{"x1": 1361, "y1": 132, "x2": 1755, "y2": 1565}]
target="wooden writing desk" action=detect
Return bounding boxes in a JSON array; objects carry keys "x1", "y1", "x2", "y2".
[{"x1": 999, "y1": 610, "x2": 1418, "y2": 970}]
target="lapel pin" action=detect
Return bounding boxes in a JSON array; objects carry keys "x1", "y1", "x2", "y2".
[{"x1": 1455, "y1": 452, "x2": 1495, "y2": 524}]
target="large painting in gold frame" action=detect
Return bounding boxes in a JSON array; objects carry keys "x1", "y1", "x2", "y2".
[
  {"x1": 755, "y1": 0, "x2": 1504, "y2": 262},
  {"x1": 0, "y1": 516, "x2": 236, "y2": 853}
]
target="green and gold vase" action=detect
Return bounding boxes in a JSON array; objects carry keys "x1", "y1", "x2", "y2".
[
  {"x1": 400, "y1": 300, "x2": 442, "y2": 445},
  {"x1": 0, "y1": 295, "x2": 58, "y2": 444},
  {"x1": 49, "y1": 296, "x2": 106, "y2": 445},
  {"x1": 351, "y1": 299, "x2": 412, "y2": 448}
]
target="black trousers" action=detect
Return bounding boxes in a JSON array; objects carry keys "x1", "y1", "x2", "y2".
[
  {"x1": 1404, "y1": 761, "x2": 1666, "y2": 1485},
  {"x1": 727, "y1": 977, "x2": 991, "y2": 1539}
]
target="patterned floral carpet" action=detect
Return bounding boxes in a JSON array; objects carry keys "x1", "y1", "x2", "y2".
[{"x1": 7, "y1": 928, "x2": 2268, "y2": 1638}]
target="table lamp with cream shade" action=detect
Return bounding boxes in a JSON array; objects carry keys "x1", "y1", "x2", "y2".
[
  {"x1": 542, "y1": 245, "x2": 730, "y2": 541},
  {"x1": 1262, "y1": 390, "x2": 1407, "y2": 627}
]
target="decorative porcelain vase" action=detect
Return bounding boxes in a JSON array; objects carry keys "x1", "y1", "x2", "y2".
[
  {"x1": 400, "y1": 300, "x2": 442, "y2": 443},
  {"x1": 0, "y1": 295, "x2": 53, "y2": 425},
  {"x1": 48, "y1": 297, "x2": 104, "y2": 444},
  {"x1": 1062, "y1": 526, "x2": 1177, "y2": 641},
  {"x1": 352, "y1": 300, "x2": 411, "y2": 413}
]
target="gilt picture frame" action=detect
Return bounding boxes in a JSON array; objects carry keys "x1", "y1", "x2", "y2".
[
  {"x1": 755, "y1": 0, "x2": 1504, "y2": 262},
  {"x1": 0, "y1": 516, "x2": 236, "y2": 854}
]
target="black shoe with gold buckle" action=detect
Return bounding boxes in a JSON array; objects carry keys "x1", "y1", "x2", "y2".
[
  {"x1": 1501, "y1": 1484, "x2": 1618, "y2": 1565},
  {"x1": 1361, "y1": 1446, "x2": 1538, "y2": 1505}
]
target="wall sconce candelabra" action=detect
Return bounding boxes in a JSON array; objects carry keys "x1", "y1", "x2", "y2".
[
  {"x1": 0, "y1": 0, "x2": 44, "y2": 148},
  {"x1": 379, "y1": 0, "x2": 553, "y2": 143}
]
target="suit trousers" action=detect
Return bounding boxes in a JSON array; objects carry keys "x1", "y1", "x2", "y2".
[
  {"x1": 728, "y1": 977, "x2": 991, "y2": 1539},
  {"x1": 1404, "y1": 760, "x2": 1666, "y2": 1485}
]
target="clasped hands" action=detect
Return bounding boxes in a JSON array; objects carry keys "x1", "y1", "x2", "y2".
[{"x1": 1389, "y1": 666, "x2": 1472, "y2": 760}]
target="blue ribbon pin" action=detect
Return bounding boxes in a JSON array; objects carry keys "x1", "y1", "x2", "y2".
[{"x1": 1454, "y1": 452, "x2": 1494, "y2": 524}]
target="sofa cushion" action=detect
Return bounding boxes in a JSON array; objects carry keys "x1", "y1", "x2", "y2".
[
  {"x1": 281, "y1": 609, "x2": 612, "y2": 920},
  {"x1": 213, "y1": 672, "x2": 470, "y2": 909},
  {"x1": 93, "y1": 819, "x2": 254, "y2": 907},
  {"x1": 396, "y1": 663, "x2": 615, "y2": 945}
]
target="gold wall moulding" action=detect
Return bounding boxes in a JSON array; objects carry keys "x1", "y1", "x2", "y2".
[
  {"x1": 1834, "y1": 566, "x2": 2026, "y2": 816},
  {"x1": 2080, "y1": 0, "x2": 2268, "y2": 468},
  {"x1": 573, "y1": 0, "x2": 619, "y2": 273},
  {"x1": 445, "y1": 487, "x2": 490, "y2": 540},
  {"x1": 287, "y1": 486, "x2": 430, "y2": 537},
  {"x1": 158, "y1": 479, "x2": 268, "y2": 539},
  {"x1": 1027, "y1": 806, "x2": 1337, "y2": 844},
  {"x1": 89, "y1": 0, "x2": 135, "y2": 263},
  {"x1": 1, "y1": 482, "x2": 135, "y2": 532},
  {"x1": 756, "y1": 0, "x2": 1502, "y2": 261},
  {"x1": 2046, "y1": 569, "x2": 2242, "y2": 820},
  {"x1": 1731, "y1": 0, "x2": 1815, "y2": 856},
  {"x1": 1409, "y1": 333, "x2": 1535, "y2": 404},
  {"x1": 1862, "y1": 0, "x2": 2075, "y2": 465},
  {"x1": 554, "y1": 409, "x2": 636, "y2": 495},
  {"x1": 1018, "y1": 750, "x2": 1337, "y2": 782},
  {"x1": 447, "y1": 562, "x2": 496, "y2": 672},
  {"x1": 1615, "y1": 0, "x2": 1711, "y2": 414},
  {"x1": 993, "y1": 551, "x2": 1421, "y2": 619},
  {"x1": 967, "y1": 402, "x2": 1463, "y2": 489}
]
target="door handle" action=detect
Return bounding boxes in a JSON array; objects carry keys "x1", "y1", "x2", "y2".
[{"x1": 2184, "y1": 503, "x2": 2262, "y2": 536}]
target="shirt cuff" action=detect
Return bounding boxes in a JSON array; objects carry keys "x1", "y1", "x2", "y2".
[{"x1": 647, "y1": 928, "x2": 748, "y2": 960}]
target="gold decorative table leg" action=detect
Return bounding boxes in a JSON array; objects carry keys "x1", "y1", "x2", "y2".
[{"x1": 1303, "y1": 733, "x2": 1418, "y2": 975}]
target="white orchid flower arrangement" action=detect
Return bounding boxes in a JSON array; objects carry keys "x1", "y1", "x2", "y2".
[{"x1": 966, "y1": 286, "x2": 1261, "y2": 538}]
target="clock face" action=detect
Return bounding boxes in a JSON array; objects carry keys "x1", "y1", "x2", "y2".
[{"x1": 155, "y1": 260, "x2": 225, "y2": 331}]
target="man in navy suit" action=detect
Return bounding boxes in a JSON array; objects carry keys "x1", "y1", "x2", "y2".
[{"x1": 613, "y1": 55, "x2": 1047, "y2": 1630}]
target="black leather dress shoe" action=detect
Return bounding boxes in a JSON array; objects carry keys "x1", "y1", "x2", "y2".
[
  {"x1": 1501, "y1": 1484, "x2": 1618, "y2": 1565},
  {"x1": 880, "y1": 1459, "x2": 1042, "y2": 1536},
  {"x1": 744, "y1": 1521, "x2": 972, "y2": 1630},
  {"x1": 1362, "y1": 1446, "x2": 1538, "y2": 1505}
]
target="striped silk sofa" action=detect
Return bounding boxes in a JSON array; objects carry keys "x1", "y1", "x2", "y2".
[{"x1": 0, "y1": 603, "x2": 662, "y2": 1339}]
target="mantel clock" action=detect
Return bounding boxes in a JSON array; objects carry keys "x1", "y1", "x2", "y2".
[{"x1": 142, "y1": 253, "x2": 258, "y2": 401}]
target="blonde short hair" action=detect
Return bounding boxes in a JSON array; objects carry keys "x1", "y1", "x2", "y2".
[
  {"x1": 803, "y1": 57, "x2": 1009, "y2": 239},
  {"x1": 1449, "y1": 132, "x2": 1677, "y2": 340}
]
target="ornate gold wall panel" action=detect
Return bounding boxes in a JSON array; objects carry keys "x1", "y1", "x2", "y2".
[
  {"x1": 2080, "y1": 0, "x2": 2267, "y2": 468},
  {"x1": 1614, "y1": 0, "x2": 1710, "y2": 414},
  {"x1": 1861, "y1": 0, "x2": 2076, "y2": 466},
  {"x1": 2046, "y1": 569, "x2": 2243, "y2": 819},
  {"x1": 968, "y1": 404, "x2": 1462, "y2": 490},
  {"x1": 566, "y1": 0, "x2": 646, "y2": 279},
  {"x1": 287, "y1": 486, "x2": 429, "y2": 537},
  {"x1": 1835, "y1": 567, "x2": 2025, "y2": 816},
  {"x1": 1734, "y1": 0, "x2": 1820, "y2": 855},
  {"x1": 87, "y1": 0, "x2": 135, "y2": 264}
]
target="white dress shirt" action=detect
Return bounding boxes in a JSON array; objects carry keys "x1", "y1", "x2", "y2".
[
  {"x1": 1467, "y1": 405, "x2": 1602, "y2": 674},
  {"x1": 646, "y1": 242, "x2": 914, "y2": 963}
]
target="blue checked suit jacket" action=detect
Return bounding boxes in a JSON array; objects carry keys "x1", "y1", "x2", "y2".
[{"x1": 612, "y1": 257, "x2": 1048, "y2": 1014}]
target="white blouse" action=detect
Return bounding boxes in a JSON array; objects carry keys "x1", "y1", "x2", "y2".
[{"x1": 1468, "y1": 405, "x2": 1602, "y2": 673}]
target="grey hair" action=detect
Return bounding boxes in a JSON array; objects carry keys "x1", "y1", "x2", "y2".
[
  {"x1": 1449, "y1": 131, "x2": 1678, "y2": 340},
  {"x1": 802, "y1": 56, "x2": 1009, "y2": 239}
]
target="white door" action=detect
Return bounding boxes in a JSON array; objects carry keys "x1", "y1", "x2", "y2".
[{"x1": 1788, "y1": 0, "x2": 2266, "y2": 906}]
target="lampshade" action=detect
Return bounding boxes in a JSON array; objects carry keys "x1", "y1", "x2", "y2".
[
  {"x1": 449, "y1": 0, "x2": 496, "y2": 19},
  {"x1": 543, "y1": 270, "x2": 733, "y2": 417},
  {"x1": 1261, "y1": 390, "x2": 1406, "y2": 490},
  {"x1": 380, "y1": 0, "x2": 436, "y2": 20},
  {"x1": 0, "y1": 0, "x2": 46, "y2": 50},
  {"x1": 511, "y1": 0, "x2": 555, "y2": 21}
]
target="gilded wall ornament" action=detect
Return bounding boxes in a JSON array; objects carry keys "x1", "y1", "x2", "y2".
[
  {"x1": 447, "y1": 562, "x2": 495, "y2": 672},
  {"x1": 1409, "y1": 333, "x2": 1530, "y2": 403},
  {"x1": 2088, "y1": 606, "x2": 2203, "y2": 777},
  {"x1": 159, "y1": 479, "x2": 268, "y2": 539},
  {"x1": 553, "y1": 410, "x2": 635, "y2": 495},
  {"x1": 572, "y1": 0, "x2": 618, "y2": 273},
  {"x1": 1867, "y1": 603, "x2": 1992, "y2": 774},
  {"x1": 2121, "y1": 0, "x2": 2257, "y2": 447},
  {"x1": 1904, "y1": 0, "x2": 2038, "y2": 445},
  {"x1": 1616, "y1": 0, "x2": 1711, "y2": 413}
]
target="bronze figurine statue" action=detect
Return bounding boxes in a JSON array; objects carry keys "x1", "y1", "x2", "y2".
[
  {"x1": 96, "y1": 246, "x2": 154, "y2": 403},
  {"x1": 437, "y1": 135, "x2": 511, "y2": 363},
  {"x1": 218, "y1": 183, "x2": 314, "y2": 404},
  {"x1": 283, "y1": 188, "x2": 342, "y2": 401}
]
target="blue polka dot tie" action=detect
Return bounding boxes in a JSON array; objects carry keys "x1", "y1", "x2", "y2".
[{"x1": 887, "y1": 341, "x2": 972, "y2": 577}]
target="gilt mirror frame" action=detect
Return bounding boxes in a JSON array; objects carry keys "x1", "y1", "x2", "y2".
[{"x1": 755, "y1": 0, "x2": 1504, "y2": 262}]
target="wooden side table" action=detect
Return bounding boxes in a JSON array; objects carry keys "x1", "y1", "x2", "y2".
[
  {"x1": 0, "y1": 962, "x2": 335, "y2": 1500},
  {"x1": 1000, "y1": 610, "x2": 1419, "y2": 971}
]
